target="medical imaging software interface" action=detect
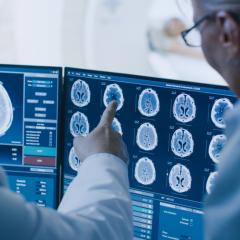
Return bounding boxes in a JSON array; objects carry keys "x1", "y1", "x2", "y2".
[
  {"x1": 63, "y1": 68, "x2": 237, "y2": 240},
  {"x1": 0, "y1": 65, "x2": 61, "y2": 208}
]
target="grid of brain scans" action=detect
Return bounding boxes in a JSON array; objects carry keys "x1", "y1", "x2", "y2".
[
  {"x1": 0, "y1": 65, "x2": 61, "y2": 208},
  {"x1": 62, "y1": 68, "x2": 237, "y2": 240}
]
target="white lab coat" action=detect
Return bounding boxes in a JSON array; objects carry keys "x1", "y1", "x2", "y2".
[
  {"x1": 0, "y1": 153, "x2": 133, "y2": 240},
  {"x1": 205, "y1": 101, "x2": 240, "y2": 240}
]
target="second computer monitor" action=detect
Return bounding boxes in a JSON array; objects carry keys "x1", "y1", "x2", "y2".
[
  {"x1": 0, "y1": 65, "x2": 62, "y2": 208},
  {"x1": 62, "y1": 68, "x2": 236, "y2": 240}
]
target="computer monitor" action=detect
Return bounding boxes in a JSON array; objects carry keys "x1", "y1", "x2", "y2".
[
  {"x1": 62, "y1": 67, "x2": 237, "y2": 240},
  {"x1": 0, "y1": 65, "x2": 62, "y2": 209}
]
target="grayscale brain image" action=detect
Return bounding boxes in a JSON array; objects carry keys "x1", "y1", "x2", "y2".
[
  {"x1": 103, "y1": 83, "x2": 124, "y2": 111},
  {"x1": 211, "y1": 98, "x2": 233, "y2": 129},
  {"x1": 206, "y1": 172, "x2": 218, "y2": 195},
  {"x1": 173, "y1": 93, "x2": 196, "y2": 123},
  {"x1": 70, "y1": 111, "x2": 90, "y2": 137},
  {"x1": 0, "y1": 82, "x2": 13, "y2": 136},
  {"x1": 71, "y1": 79, "x2": 91, "y2": 107},
  {"x1": 134, "y1": 157, "x2": 156, "y2": 185},
  {"x1": 138, "y1": 88, "x2": 160, "y2": 117},
  {"x1": 169, "y1": 164, "x2": 192, "y2": 193},
  {"x1": 68, "y1": 147, "x2": 81, "y2": 171},
  {"x1": 171, "y1": 128, "x2": 194, "y2": 158},
  {"x1": 136, "y1": 122, "x2": 158, "y2": 151},
  {"x1": 112, "y1": 117, "x2": 123, "y2": 135},
  {"x1": 208, "y1": 134, "x2": 227, "y2": 164}
]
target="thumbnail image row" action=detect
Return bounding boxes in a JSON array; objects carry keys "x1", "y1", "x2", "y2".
[
  {"x1": 134, "y1": 159, "x2": 218, "y2": 195},
  {"x1": 67, "y1": 146, "x2": 218, "y2": 196},
  {"x1": 69, "y1": 111, "x2": 227, "y2": 164},
  {"x1": 71, "y1": 79, "x2": 234, "y2": 128}
]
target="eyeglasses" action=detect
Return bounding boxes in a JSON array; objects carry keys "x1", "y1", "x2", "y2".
[
  {"x1": 181, "y1": 14, "x2": 214, "y2": 47},
  {"x1": 181, "y1": 11, "x2": 240, "y2": 48}
]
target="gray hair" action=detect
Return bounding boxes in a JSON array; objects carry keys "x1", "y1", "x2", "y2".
[{"x1": 204, "y1": 0, "x2": 240, "y2": 11}]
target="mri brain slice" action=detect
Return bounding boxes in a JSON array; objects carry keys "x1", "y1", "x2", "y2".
[
  {"x1": 136, "y1": 123, "x2": 158, "y2": 151},
  {"x1": 138, "y1": 88, "x2": 160, "y2": 117},
  {"x1": 112, "y1": 118, "x2": 123, "y2": 135},
  {"x1": 135, "y1": 157, "x2": 156, "y2": 185},
  {"x1": 103, "y1": 83, "x2": 124, "y2": 111},
  {"x1": 0, "y1": 83, "x2": 13, "y2": 136},
  {"x1": 70, "y1": 112, "x2": 89, "y2": 137},
  {"x1": 209, "y1": 134, "x2": 227, "y2": 164},
  {"x1": 68, "y1": 147, "x2": 81, "y2": 171},
  {"x1": 206, "y1": 172, "x2": 218, "y2": 194},
  {"x1": 169, "y1": 164, "x2": 192, "y2": 193},
  {"x1": 173, "y1": 93, "x2": 196, "y2": 123},
  {"x1": 211, "y1": 98, "x2": 233, "y2": 128},
  {"x1": 171, "y1": 128, "x2": 194, "y2": 158},
  {"x1": 71, "y1": 79, "x2": 91, "y2": 107}
]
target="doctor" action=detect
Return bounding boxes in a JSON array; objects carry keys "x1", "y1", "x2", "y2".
[
  {"x1": 0, "y1": 101, "x2": 133, "y2": 240},
  {"x1": 185, "y1": 0, "x2": 240, "y2": 239}
]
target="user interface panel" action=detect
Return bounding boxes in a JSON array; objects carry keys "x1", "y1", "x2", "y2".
[
  {"x1": 0, "y1": 65, "x2": 61, "y2": 208},
  {"x1": 63, "y1": 67, "x2": 237, "y2": 240}
]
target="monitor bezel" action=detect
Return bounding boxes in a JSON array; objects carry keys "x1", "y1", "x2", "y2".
[
  {"x1": 60, "y1": 67, "x2": 234, "y2": 200},
  {"x1": 0, "y1": 64, "x2": 63, "y2": 209}
]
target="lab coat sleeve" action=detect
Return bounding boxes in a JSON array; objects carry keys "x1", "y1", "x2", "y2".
[
  {"x1": 0, "y1": 154, "x2": 133, "y2": 240},
  {"x1": 58, "y1": 153, "x2": 133, "y2": 239},
  {"x1": 204, "y1": 130, "x2": 240, "y2": 240}
]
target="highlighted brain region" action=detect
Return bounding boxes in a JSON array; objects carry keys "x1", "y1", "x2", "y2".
[
  {"x1": 135, "y1": 157, "x2": 156, "y2": 185},
  {"x1": 68, "y1": 147, "x2": 81, "y2": 171},
  {"x1": 138, "y1": 88, "x2": 160, "y2": 117},
  {"x1": 71, "y1": 79, "x2": 91, "y2": 107},
  {"x1": 171, "y1": 128, "x2": 194, "y2": 158},
  {"x1": 173, "y1": 93, "x2": 196, "y2": 123},
  {"x1": 206, "y1": 172, "x2": 218, "y2": 194},
  {"x1": 136, "y1": 123, "x2": 158, "y2": 151},
  {"x1": 70, "y1": 112, "x2": 89, "y2": 137},
  {"x1": 0, "y1": 83, "x2": 13, "y2": 136},
  {"x1": 211, "y1": 98, "x2": 233, "y2": 128},
  {"x1": 112, "y1": 118, "x2": 123, "y2": 135},
  {"x1": 209, "y1": 134, "x2": 227, "y2": 164},
  {"x1": 169, "y1": 164, "x2": 192, "y2": 193},
  {"x1": 103, "y1": 84, "x2": 124, "y2": 111}
]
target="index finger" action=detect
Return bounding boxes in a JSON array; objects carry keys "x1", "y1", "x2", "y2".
[{"x1": 98, "y1": 101, "x2": 118, "y2": 128}]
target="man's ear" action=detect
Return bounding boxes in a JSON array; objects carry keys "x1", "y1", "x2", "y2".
[{"x1": 216, "y1": 11, "x2": 240, "y2": 52}]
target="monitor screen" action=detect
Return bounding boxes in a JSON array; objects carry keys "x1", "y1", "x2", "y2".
[
  {"x1": 0, "y1": 65, "x2": 62, "y2": 208},
  {"x1": 62, "y1": 67, "x2": 237, "y2": 240}
]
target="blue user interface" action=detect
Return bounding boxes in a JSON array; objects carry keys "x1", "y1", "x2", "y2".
[
  {"x1": 63, "y1": 68, "x2": 237, "y2": 240},
  {"x1": 0, "y1": 65, "x2": 61, "y2": 208}
]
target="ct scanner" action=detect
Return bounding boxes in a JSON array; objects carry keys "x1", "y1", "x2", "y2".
[
  {"x1": 0, "y1": 0, "x2": 226, "y2": 85},
  {"x1": 62, "y1": 0, "x2": 225, "y2": 85}
]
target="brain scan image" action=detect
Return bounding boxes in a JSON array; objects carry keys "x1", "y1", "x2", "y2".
[
  {"x1": 138, "y1": 88, "x2": 160, "y2": 117},
  {"x1": 211, "y1": 98, "x2": 233, "y2": 128},
  {"x1": 169, "y1": 164, "x2": 192, "y2": 193},
  {"x1": 112, "y1": 118, "x2": 123, "y2": 135},
  {"x1": 70, "y1": 112, "x2": 89, "y2": 137},
  {"x1": 136, "y1": 123, "x2": 158, "y2": 151},
  {"x1": 171, "y1": 128, "x2": 194, "y2": 158},
  {"x1": 0, "y1": 83, "x2": 13, "y2": 136},
  {"x1": 206, "y1": 172, "x2": 218, "y2": 194},
  {"x1": 68, "y1": 147, "x2": 81, "y2": 171},
  {"x1": 209, "y1": 134, "x2": 227, "y2": 164},
  {"x1": 103, "y1": 83, "x2": 124, "y2": 111},
  {"x1": 173, "y1": 93, "x2": 196, "y2": 123},
  {"x1": 71, "y1": 79, "x2": 91, "y2": 107},
  {"x1": 134, "y1": 157, "x2": 156, "y2": 185}
]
